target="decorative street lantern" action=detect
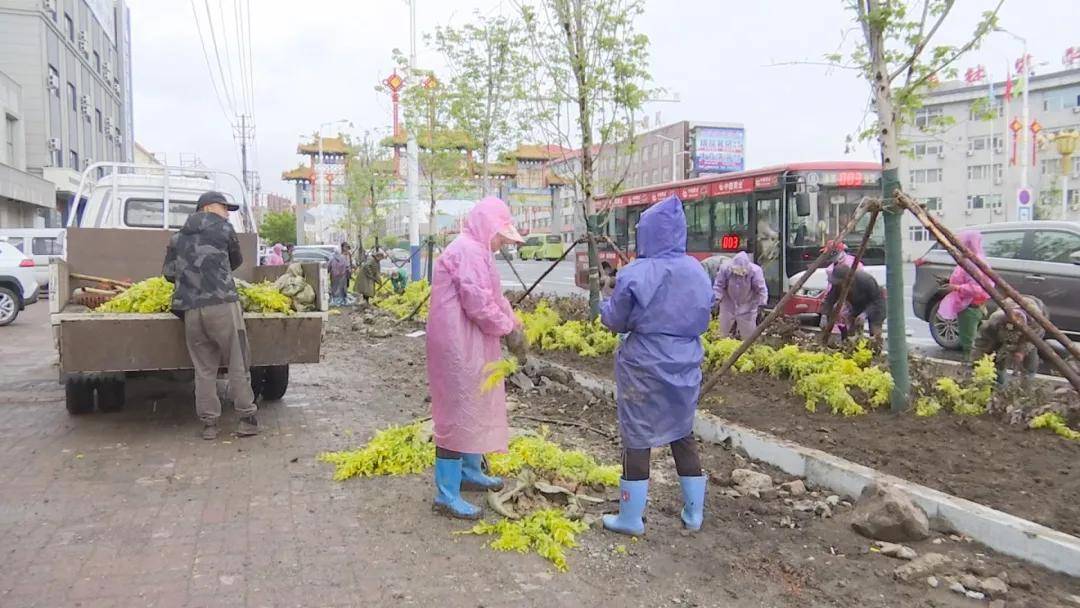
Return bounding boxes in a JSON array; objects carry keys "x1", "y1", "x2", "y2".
[
  {"x1": 1040, "y1": 129, "x2": 1080, "y2": 218},
  {"x1": 383, "y1": 70, "x2": 406, "y2": 176}
]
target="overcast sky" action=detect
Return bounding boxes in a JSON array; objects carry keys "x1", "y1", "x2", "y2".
[{"x1": 128, "y1": 0, "x2": 1078, "y2": 201}]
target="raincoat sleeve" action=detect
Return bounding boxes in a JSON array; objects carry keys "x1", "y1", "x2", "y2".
[
  {"x1": 712, "y1": 267, "x2": 728, "y2": 303},
  {"x1": 600, "y1": 274, "x2": 635, "y2": 334},
  {"x1": 455, "y1": 256, "x2": 516, "y2": 337},
  {"x1": 751, "y1": 266, "x2": 768, "y2": 307}
]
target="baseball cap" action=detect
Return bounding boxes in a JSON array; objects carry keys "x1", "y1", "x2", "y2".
[
  {"x1": 196, "y1": 191, "x2": 240, "y2": 212},
  {"x1": 496, "y1": 222, "x2": 525, "y2": 244}
]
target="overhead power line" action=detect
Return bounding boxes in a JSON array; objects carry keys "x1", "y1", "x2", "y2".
[{"x1": 190, "y1": 0, "x2": 233, "y2": 125}]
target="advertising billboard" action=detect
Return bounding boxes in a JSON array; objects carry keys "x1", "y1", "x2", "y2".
[{"x1": 692, "y1": 127, "x2": 745, "y2": 174}]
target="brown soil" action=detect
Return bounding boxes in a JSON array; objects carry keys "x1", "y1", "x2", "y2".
[
  {"x1": 328, "y1": 309, "x2": 1080, "y2": 605},
  {"x1": 541, "y1": 347, "x2": 1080, "y2": 536}
]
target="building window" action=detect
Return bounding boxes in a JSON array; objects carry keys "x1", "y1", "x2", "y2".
[
  {"x1": 908, "y1": 225, "x2": 930, "y2": 242},
  {"x1": 966, "y1": 194, "x2": 1001, "y2": 210},
  {"x1": 913, "y1": 142, "x2": 942, "y2": 157},
  {"x1": 968, "y1": 101, "x2": 1003, "y2": 121},
  {"x1": 64, "y1": 13, "x2": 74, "y2": 41},
  {"x1": 651, "y1": 169, "x2": 659, "y2": 184},
  {"x1": 69, "y1": 150, "x2": 79, "y2": 169},
  {"x1": 93, "y1": 51, "x2": 101, "y2": 73},
  {"x1": 67, "y1": 82, "x2": 77, "y2": 112},
  {"x1": 49, "y1": 65, "x2": 60, "y2": 97},
  {"x1": 5, "y1": 115, "x2": 15, "y2": 163},
  {"x1": 914, "y1": 106, "x2": 944, "y2": 129},
  {"x1": 1041, "y1": 158, "x2": 1060, "y2": 176},
  {"x1": 922, "y1": 197, "x2": 942, "y2": 212},
  {"x1": 95, "y1": 109, "x2": 102, "y2": 134},
  {"x1": 966, "y1": 164, "x2": 1001, "y2": 180},
  {"x1": 1042, "y1": 87, "x2": 1080, "y2": 112},
  {"x1": 909, "y1": 168, "x2": 942, "y2": 185},
  {"x1": 968, "y1": 136, "x2": 1003, "y2": 154}
]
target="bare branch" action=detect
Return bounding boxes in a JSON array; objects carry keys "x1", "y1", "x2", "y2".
[
  {"x1": 906, "y1": 0, "x2": 1004, "y2": 91},
  {"x1": 891, "y1": 0, "x2": 954, "y2": 84}
]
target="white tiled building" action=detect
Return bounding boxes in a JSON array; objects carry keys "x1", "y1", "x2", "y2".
[{"x1": 900, "y1": 67, "x2": 1080, "y2": 257}]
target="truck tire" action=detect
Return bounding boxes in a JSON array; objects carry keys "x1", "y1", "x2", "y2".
[
  {"x1": 249, "y1": 366, "x2": 267, "y2": 399},
  {"x1": 65, "y1": 376, "x2": 95, "y2": 415},
  {"x1": 260, "y1": 365, "x2": 289, "y2": 401},
  {"x1": 97, "y1": 377, "x2": 126, "y2": 412}
]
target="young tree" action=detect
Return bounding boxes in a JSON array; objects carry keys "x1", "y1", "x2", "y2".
[
  {"x1": 344, "y1": 134, "x2": 393, "y2": 251},
  {"x1": 837, "y1": 0, "x2": 1004, "y2": 410},
  {"x1": 431, "y1": 12, "x2": 531, "y2": 194},
  {"x1": 517, "y1": 0, "x2": 653, "y2": 317},
  {"x1": 258, "y1": 211, "x2": 296, "y2": 246}
]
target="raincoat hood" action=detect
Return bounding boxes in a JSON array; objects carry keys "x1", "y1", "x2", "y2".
[
  {"x1": 730, "y1": 251, "x2": 751, "y2": 275},
  {"x1": 636, "y1": 196, "x2": 686, "y2": 258},
  {"x1": 462, "y1": 196, "x2": 514, "y2": 248},
  {"x1": 272, "y1": 243, "x2": 283, "y2": 254},
  {"x1": 180, "y1": 211, "x2": 227, "y2": 235},
  {"x1": 958, "y1": 230, "x2": 986, "y2": 258}
]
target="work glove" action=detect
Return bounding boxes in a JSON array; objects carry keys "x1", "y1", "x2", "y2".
[{"x1": 505, "y1": 327, "x2": 529, "y2": 365}]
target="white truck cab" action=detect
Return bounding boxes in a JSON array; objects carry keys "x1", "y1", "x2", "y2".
[{"x1": 68, "y1": 163, "x2": 255, "y2": 233}]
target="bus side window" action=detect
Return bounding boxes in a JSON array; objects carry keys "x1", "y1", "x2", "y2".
[
  {"x1": 713, "y1": 195, "x2": 749, "y2": 251},
  {"x1": 627, "y1": 207, "x2": 642, "y2": 253},
  {"x1": 612, "y1": 208, "x2": 629, "y2": 251},
  {"x1": 684, "y1": 199, "x2": 711, "y2": 252}
]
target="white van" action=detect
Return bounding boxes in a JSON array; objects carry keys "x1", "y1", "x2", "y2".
[{"x1": 0, "y1": 228, "x2": 65, "y2": 290}]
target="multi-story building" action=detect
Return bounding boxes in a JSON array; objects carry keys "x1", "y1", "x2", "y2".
[
  {"x1": 547, "y1": 120, "x2": 745, "y2": 244},
  {"x1": 265, "y1": 193, "x2": 293, "y2": 214},
  {"x1": 900, "y1": 65, "x2": 1080, "y2": 256},
  {"x1": 1, "y1": 68, "x2": 55, "y2": 227},
  {"x1": 0, "y1": 0, "x2": 134, "y2": 225}
]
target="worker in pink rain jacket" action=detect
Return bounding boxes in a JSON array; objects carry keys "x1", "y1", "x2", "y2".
[
  {"x1": 264, "y1": 243, "x2": 285, "y2": 266},
  {"x1": 937, "y1": 230, "x2": 992, "y2": 359},
  {"x1": 426, "y1": 196, "x2": 527, "y2": 520},
  {"x1": 713, "y1": 251, "x2": 768, "y2": 338}
]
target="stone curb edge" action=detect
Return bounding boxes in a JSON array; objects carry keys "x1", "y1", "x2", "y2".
[{"x1": 532, "y1": 356, "x2": 1080, "y2": 578}]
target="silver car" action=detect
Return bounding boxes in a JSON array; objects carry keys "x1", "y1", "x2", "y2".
[{"x1": 912, "y1": 220, "x2": 1080, "y2": 349}]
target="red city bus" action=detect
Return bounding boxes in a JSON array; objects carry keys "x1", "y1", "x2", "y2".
[{"x1": 576, "y1": 161, "x2": 885, "y2": 311}]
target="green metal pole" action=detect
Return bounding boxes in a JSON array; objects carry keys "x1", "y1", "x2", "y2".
[{"x1": 882, "y1": 168, "x2": 909, "y2": 412}]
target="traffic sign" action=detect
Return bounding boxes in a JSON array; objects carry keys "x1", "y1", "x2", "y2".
[
  {"x1": 1017, "y1": 187, "x2": 1033, "y2": 206},
  {"x1": 1018, "y1": 206, "x2": 1033, "y2": 221}
]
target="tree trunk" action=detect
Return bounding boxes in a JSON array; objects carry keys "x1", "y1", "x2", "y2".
[{"x1": 866, "y1": 1, "x2": 910, "y2": 412}]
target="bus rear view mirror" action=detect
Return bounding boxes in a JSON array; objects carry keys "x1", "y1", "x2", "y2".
[{"x1": 795, "y1": 192, "x2": 812, "y2": 217}]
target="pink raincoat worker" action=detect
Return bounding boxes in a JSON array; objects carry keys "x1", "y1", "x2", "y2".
[
  {"x1": 937, "y1": 230, "x2": 991, "y2": 358},
  {"x1": 426, "y1": 197, "x2": 527, "y2": 519},
  {"x1": 713, "y1": 251, "x2": 768, "y2": 338},
  {"x1": 821, "y1": 241, "x2": 864, "y2": 336},
  {"x1": 265, "y1": 243, "x2": 285, "y2": 266}
]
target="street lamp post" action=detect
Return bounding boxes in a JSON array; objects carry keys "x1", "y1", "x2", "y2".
[{"x1": 1000, "y1": 30, "x2": 1030, "y2": 210}]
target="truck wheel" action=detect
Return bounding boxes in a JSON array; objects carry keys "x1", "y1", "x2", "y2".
[
  {"x1": 249, "y1": 366, "x2": 267, "y2": 399},
  {"x1": 97, "y1": 378, "x2": 126, "y2": 413},
  {"x1": 260, "y1": 365, "x2": 289, "y2": 401},
  {"x1": 65, "y1": 376, "x2": 96, "y2": 415}
]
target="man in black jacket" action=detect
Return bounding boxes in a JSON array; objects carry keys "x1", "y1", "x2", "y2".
[
  {"x1": 163, "y1": 191, "x2": 258, "y2": 440},
  {"x1": 820, "y1": 263, "x2": 886, "y2": 343}
]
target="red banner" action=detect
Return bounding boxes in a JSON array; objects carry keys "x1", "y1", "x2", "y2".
[
  {"x1": 709, "y1": 178, "x2": 753, "y2": 196},
  {"x1": 754, "y1": 174, "x2": 780, "y2": 190}
]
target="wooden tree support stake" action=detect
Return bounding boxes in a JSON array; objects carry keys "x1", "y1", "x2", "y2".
[
  {"x1": 700, "y1": 199, "x2": 876, "y2": 395},
  {"x1": 896, "y1": 191, "x2": 1080, "y2": 395}
]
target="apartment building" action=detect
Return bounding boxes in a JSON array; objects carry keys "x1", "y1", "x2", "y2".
[
  {"x1": 900, "y1": 65, "x2": 1080, "y2": 256},
  {"x1": 0, "y1": 68, "x2": 55, "y2": 227},
  {"x1": 0, "y1": 0, "x2": 134, "y2": 225}
]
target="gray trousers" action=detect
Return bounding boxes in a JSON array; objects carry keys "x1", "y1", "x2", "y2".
[{"x1": 184, "y1": 301, "x2": 257, "y2": 424}]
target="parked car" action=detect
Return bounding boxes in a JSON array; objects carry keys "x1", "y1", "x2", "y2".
[
  {"x1": 912, "y1": 220, "x2": 1080, "y2": 349},
  {"x1": 0, "y1": 228, "x2": 65, "y2": 291},
  {"x1": 290, "y1": 246, "x2": 334, "y2": 264},
  {"x1": 0, "y1": 241, "x2": 41, "y2": 326}
]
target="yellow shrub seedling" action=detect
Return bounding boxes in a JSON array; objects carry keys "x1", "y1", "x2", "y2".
[{"x1": 318, "y1": 421, "x2": 435, "y2": 481}]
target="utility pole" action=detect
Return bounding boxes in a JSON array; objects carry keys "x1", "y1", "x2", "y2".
[
  {"x1": 407, "y1": 0, "x2": 421, "y2": 280},
  {"x1": 233, "y1": 114, "x2": 256, "y2": 232}
]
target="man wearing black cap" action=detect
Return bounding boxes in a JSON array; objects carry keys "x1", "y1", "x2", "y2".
[{"x1": 163, "y1": 191, "x2": 259, "y2": 439}]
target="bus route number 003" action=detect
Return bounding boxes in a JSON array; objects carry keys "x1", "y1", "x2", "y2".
[{"x1": 720, "y1": 234, "x2": 741, "y2": 251}]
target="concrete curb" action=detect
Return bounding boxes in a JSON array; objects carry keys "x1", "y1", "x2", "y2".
[
  {"x1": 693, "y1": 411, "x2": 1080, "y2": 578},
  {"x1": 533, "y1": 356, "x2": 1080, "y2": 577}
]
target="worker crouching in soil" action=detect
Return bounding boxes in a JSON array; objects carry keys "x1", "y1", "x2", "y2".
[
  {"x1": 972, "y1": 295, "x2": 1047, "y2": 386},
  {"x1": 426, "y1": 197, "x2": 528, "y2": 520},
  {"x1": 599, "y1": 195, "x2": 714, "y2": 535}
]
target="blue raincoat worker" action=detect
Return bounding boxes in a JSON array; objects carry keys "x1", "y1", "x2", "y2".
[{"x1": 599, "y1": 196, "x2": 714, "y2": 536}]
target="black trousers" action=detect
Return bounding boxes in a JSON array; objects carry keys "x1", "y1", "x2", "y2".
[{"x1": 621, "y1": 435, "x2": 702, "y2": 481}]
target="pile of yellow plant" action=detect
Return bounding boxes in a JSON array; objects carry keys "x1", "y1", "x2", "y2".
[
  {"x1": 318, "y1": 420, "x2": 435, "y2": 481},
  {"x1": 95, "y1": 277, "x2": 174, "y2": 313},
  {"x1": 488, "y1": 431, "x2": 621, "y2": 487},
  {"x1": 516, "y1": 301, "x2": 618, "y2": 357},
  {"x1": 1029, "y1": 412, "x2": 1080, "y2": 441},
  {"x1": 375, "y1": 279, "x2": 430, "y2": 320},
  {"x1": 459, "y1": 509, "x2": 589, "y2": 572}
]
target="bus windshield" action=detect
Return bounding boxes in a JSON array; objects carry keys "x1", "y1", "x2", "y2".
[{"x1": 787, "y1": 187, "x2": 885, "y2": 250}]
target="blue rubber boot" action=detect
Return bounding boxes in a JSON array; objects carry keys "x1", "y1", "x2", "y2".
[
  {"x1": 461, "y1": 453, "x2": 504, "y2": 492},
  {"x1": 433, "y1": 458, "x2": 481, "y2": 520},
  {"x1": 679, "y1": 475, "x2": 707, "y2": 531},
  {"x1": 602, "y1": 479, "x2": 648, "y2": 536}
]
